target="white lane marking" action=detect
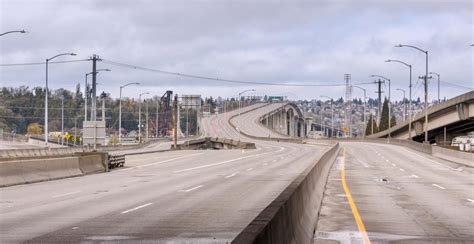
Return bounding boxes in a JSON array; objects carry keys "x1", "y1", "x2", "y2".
[
  {"x1": 357, "y1": 159, "x2": 370, "y2": 168},
  {"x1": 52, "y1": 191, "x2": 82, "y2": 198},
  {"x1": 391, "y1": 163, "x2": 397, "y2": 167},
  {"x1": 432, "y1": 184, "x2": 446, "y2": 190},
  {"x1": 246, "y1": 168, "x2": 254, "y2": 171},
  {"x1": 137, "y1": 153, "x2": 205, "y2": 168},
  {"x1": 400, "y1": 148, "x2": 458, "y2": 170},
  {"x1": 410, "y1": 174, "x2": 419, "y2": 178},
  {"x1": 399, "y1": 168, "x2": 406, "y2": 172},
  {"x1": 385, "y1": 159, "x2": 390, "y2": 163},
  {"x1": 121, "y1": 203, "x2": 153, "y2": 214},
  {"x1": 263, "y1": 162, "x2": 268, "y2": 166},
  {"x1": 467, "y1": 199, "x2": 474, "y2": 203},
  {"x1": 178, "y1": 185, "x2": 203, "y2": 192},
  {"x1": 225, "y1": 173, "x2": 237, "y2": 178},
  {"x1": 174, "y1": 146, "x2": 285, "y2": 173}
]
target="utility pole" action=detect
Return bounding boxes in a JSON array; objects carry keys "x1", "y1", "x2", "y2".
[
  {"x1": 146, "y1": 99, "x2": 149, "y2": 141},
  {"x1": 419, "y1": 75, "x2": 431, "y2": 143},
  {"x1": 90, "y1": 55, "x2": 99, "y2": 121},
  {"x1": 156, "y1": 99, "x2": 160, "y2": 138},
  {"x1": 396, "y1": 88, "x2": 406, "y2": 121},
  {"x1": 173, "y1": 94, "x2": 178, "y2": 149},
  {"x1": 374, "y1": 79, "x2": 384, "y2": 124},
  {"x1": 186, "y1": 105, "x2": 189, "y2": 137},
  {"x1": 61, "y1": 96, "x2": 64, "y2": 145},
  {"x1": 344, "y1": 74, "x2": 351, "y2": 137},
  {"x1": 429, "y1": 72, "x2": 440, "y2": 103}
]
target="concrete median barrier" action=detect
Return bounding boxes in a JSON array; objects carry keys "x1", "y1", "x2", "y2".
[
  {"x1": 76, "y1": 152, "x2": 108, "y2": 174},
  {"x1": 313, "y1": 138, "x2": 473, "y2": 167},
  {"x1": 232, "y1": 143, "x2": 340, "y2": 244},
  {"x1": 0, "y1": 157, "x2": 83, "y2": 187},
  {"x1": 432, "y1": 146, "x2": 473, "y2": 167},
  {"x1": 0, "y1": 152, "x2": 108, "y2": 187}
]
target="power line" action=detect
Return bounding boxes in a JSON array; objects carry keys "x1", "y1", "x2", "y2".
[
  {"x1": 0, "y1": 59, "x2": 90, "y2": 67},
  {"x1": 102, "y1": 59, "x2": 347, "y2": 87},
  {"x1": 439, "y1": 80, "x2": 473, "y2": 90}
]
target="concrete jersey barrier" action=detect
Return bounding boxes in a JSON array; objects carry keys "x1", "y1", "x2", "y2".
[
  {"x1": 0, "y1": 153, "x2": 108, "y2": 187},
  {"x1": 232, "y1": 143, "x2": 340, "y2": 244},
  {"x1": 432, "y1": 146, "x2": 473, "y2": 167},
  {"x1": 311, "y1": 138, "x2": 473, "y2": 167},
  {"x1": 0, "y1": 157, "x2": 83, "y2": 187}
]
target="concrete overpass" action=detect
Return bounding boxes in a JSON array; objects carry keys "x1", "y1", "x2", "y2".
[
  {"x1": 369, "y1": 91, "x2": 474, "y2": 143},
  {"x1": 258, "y1": 102, "x2": 306, "y2": 137},
  {"x1": 258, "y1": 102, "x2": 347, "y2": 138}
]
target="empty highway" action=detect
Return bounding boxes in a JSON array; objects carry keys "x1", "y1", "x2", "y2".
[
  {"x1": 0, "y1": 103, "x2": 329, "y2": 243},
  {"x1": 314, "y1": 142, "x2": 474, "y2": 243}
]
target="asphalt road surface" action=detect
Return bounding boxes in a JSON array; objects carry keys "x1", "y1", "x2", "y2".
[
  {"x1": 314, "y1": 142, "x2": 474, "y2": 243},
  {"x1": 0, "y1": 103, "x2": 328, "y2": 243}
]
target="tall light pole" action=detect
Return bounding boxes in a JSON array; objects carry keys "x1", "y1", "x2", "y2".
[
  {"x1": 45, "y1": 52, "x2": 76, "y2": 146},
  {"x1": 429, "y1": 72, "x2": 440, "y2": 103},
  {"x1": 370, "y1": 75, "x2": 391, "y2": 138},
  {"x1": 385, "y1": 59, "x2": 413, "y2": 140},
  {"x1": 320, "y1": 105, "x2": 324, "y2": 136},
  {"x1": 396, "y1": 44, "x2": 429, "y2": 143},
  {"x1": 60, "y1": 96, "x2": 64, "y2": 145},
  {"x1": 138, "y1": 92, "x2": 149, "y2": 143},
  {"x1": 156, "y1": 99, "x2": 160, "y2": 138},
  {"x1": 238, "y1": 89, "x2": 256, "y2": 136},
  {"x1": 321, "y1": 96, "x2": 334, "y2": 138},
  {"x1": 396, "y1": 88, "x2": 406, "y2": 122},
  {"x1": 84, "y1": 69, "x2": 111, "y2": 121},
  {"x1": 353, "y1": 86, "x2": 367, "y2": 138},
  {"x1": 119, "y1": 82, "x2": 139, "y2": 143},
  {"x1": 0, "y1": 30, "x2": 26, "y2": 37}
]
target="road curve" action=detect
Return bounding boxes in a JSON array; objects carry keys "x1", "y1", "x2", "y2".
[{"x1": 0, "y1": 103, "x2": 328, "y2": 243}]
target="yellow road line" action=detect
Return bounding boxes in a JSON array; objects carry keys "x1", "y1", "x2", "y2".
[{"x1": 341, "y1": 147, "x2": 371, "y2": 244}]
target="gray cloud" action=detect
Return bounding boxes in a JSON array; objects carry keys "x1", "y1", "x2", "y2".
[{"x1": 1, "y1": 0, "x2": 472, "y2": 101}]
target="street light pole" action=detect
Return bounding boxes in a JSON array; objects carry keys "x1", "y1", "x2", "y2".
[
  {"x1": 396, "y1": 44, "x2": 429, "y2": 143},
  {"x1": 353, "y1": 86, "x2": 367, "y2": 137},
  {"x1": 156, "y1": 99, "x2": 160, "y2": 138},
  {"x1": 44, "y1": 52, "x2": 76, "y2": 146},
  {"x1": 370, "y1": 75, "x2": 391, "y2": 139},
  {"x1": 238, "y1": 89, "x2": 256, "y2": 137},
  {"x1": 429, "y1": 72, "x2": 440, "y2": 103},
  {"x1": 0, "y1": 30, "x2": 26, "y2": 36},
  {"x1": 396, "y1": 88, "x2": 407, "y2": 121},
  {"x1": 385, "y1": 59, "x2": 413, "y2": 140},
  {"x1": 138, "y1": 92, "x2": 149, "y2": 143},
  {"x1": 60, "y1": 96, "x2": 64, "y2": 145},
  {"x1": 119, "y1": 82, "x2": 140, "y2": 143},
  {"x1": 84, "y1": 69, "x2": 111, "y2": 122}
]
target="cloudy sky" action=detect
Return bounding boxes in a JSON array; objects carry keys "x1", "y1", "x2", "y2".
[{"x1": 1, "y1": 0, "x2": 472, "y2": 101}]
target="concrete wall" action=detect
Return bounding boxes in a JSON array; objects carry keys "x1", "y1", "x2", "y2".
[
  {"x1": 432, "y1": 146, "x2": 474, "y2": 167},
  {"x1": 0, "y1": 153, "x2": 107, "y2": 187},
  {"x1": 232, "y1": 143, "x2": 340, "y2": 244},
  {"x1": 311, "y1": 138, "x2": 473, "y2": 167}
]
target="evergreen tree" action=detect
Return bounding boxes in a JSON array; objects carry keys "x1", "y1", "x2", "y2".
[
  {"x1": 379, "y1": 98, "x2": 390, "y2": 131},
  {"x1": 365, "y1": 114, "x2": 379, "y2": 135},
  {"x1": 391, "y1": 115, "x2": 397, "y2": 127}
]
